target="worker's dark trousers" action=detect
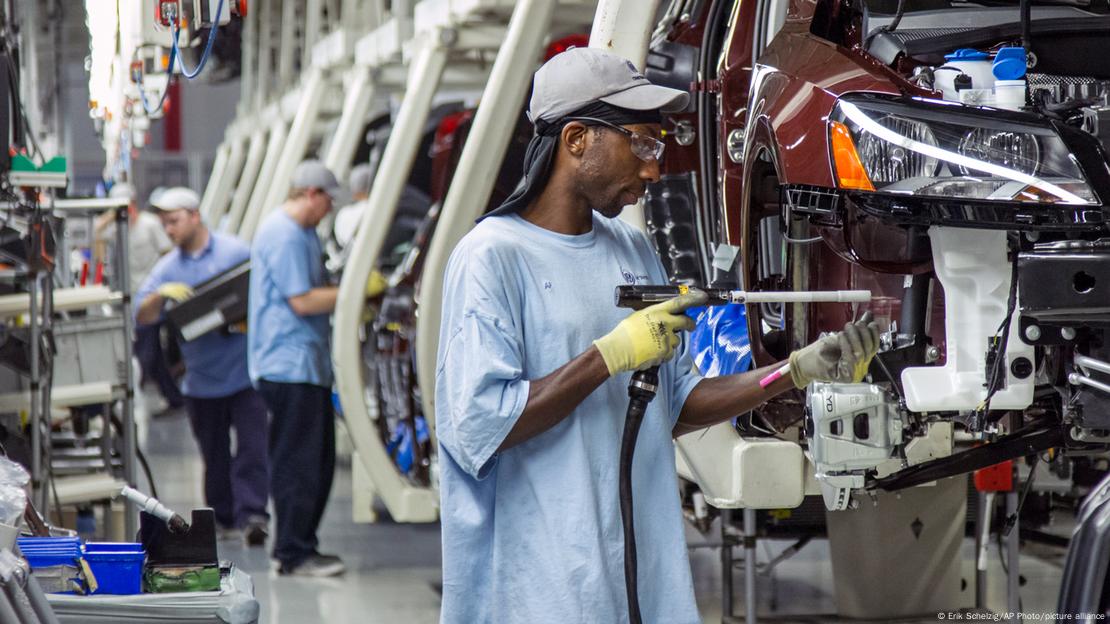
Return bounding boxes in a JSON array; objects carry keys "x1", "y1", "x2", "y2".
[
  {"x1": 256, "y1": 380, "x2": 336, "y2": 567},
  {"x1": 135, "y1": 323, "x2": 184, "y2": 408},
  {"x1": 183, "y1": 388, "x2": 271, "y2": 528}
]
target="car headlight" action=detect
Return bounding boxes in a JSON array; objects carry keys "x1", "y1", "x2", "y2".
[
  {"x1": 829, "y1": 95, "x2": 1097, "y2": 205},
  {"x1": 957, "y1": 128, "x2": 1040, "y2": 177},
  {"x1": 856, "y1": 115, "x2": 940, "y2": 183}
]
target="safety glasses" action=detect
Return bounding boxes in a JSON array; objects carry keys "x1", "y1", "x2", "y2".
[{"x1": 565, "y1": 117, "x2": 665, "y2": 163}]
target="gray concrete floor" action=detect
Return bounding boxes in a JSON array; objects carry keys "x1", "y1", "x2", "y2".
[{"x1": 138, "y1": 398, "x2": 1072, "y2": 624}]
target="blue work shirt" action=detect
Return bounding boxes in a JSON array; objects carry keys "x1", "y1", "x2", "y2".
[
  {"x1": 435, "y1": 213, "x2": 704, "y2": 624},
  {"x1": 135, "y1": 231, "x2": 252, "y2": 399},
  {"x1": 248, "y1": 210, "x2": 332, "y2": 387}
]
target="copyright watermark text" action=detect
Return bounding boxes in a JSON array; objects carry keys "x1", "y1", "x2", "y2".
[{"x1": 937, "y1": 613, "x2": 1106, "y2": 622}]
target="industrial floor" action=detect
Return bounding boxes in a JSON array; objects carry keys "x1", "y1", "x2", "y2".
[{"x1": 138, "y1": 396, "x2": 1072, "y2": 624}]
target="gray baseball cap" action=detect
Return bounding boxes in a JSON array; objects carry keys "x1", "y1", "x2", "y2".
[
  {"x1": 528, "y1": 48, "x2": 690, "y2": 123},
  {"x1": 151, "y1": 187, "x2": 201, "y2": 211},
  {"x1": 348, "y1": 163, "x2": 374, "y2": 197},
  {"x1": 291, "y1": 159, "x2": 344, "y2": 199}
]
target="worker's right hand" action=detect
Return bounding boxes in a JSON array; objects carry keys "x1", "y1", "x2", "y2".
[
  {"x1": 593, "y1": 290, "x2": 707, "y2": 376},
  {"x1": 157, "y1": 282, "x2": 194, "y2": 303},
  {"x1": 788, "y1": 312, "x2": 879, "y2": 388}
]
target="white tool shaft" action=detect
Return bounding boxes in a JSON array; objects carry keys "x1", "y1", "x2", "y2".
[
  {"x1": 731, "y1": 290, "x2": 872, "y2": 304},
  {"x1": 119, "y1": 486, "x2": 174, "y2": 524}
]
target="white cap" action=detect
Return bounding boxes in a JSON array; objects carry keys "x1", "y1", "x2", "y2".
[
  {"x1": 151, "y1": 187, "x2": 201, "y2": 212},
  {"x1": 148, "y1": 186, "x2": 168, "y2": 207},
  {"x1": 109, "y1": 182, "x2": 137, "y2": 201},
  {"x1": 528, "y1": 48, "x2": 689, "y2": 123}
]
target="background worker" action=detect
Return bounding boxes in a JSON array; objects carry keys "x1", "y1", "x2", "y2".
[
  {"x1": 135, "y1": 187, "x2": 271, "y2": 546},
  {"x1": 434, "y1": 48, "x2": 879, "y2": 623},
  {"x1": 248, "y1": 160, "x2": 346, "y2": 578},
  {"x1": 330, "y1": 162, "x2": 431, "y2": 269},
  {"x1": 96, "y1": 182, "x2": 182, "y2": 412}
]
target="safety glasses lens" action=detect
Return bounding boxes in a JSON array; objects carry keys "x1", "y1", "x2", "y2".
[{"x1": 631, "y1": 135, "x2": 665, "y2": 162}]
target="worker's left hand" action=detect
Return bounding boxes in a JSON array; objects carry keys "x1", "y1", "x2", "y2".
[
  {"x1": 157, "y1": 282, "x2": 194, "y2": 303},
  {"x1": 787, "y1": 312, "x2": 879, "y2": 388},
  {"x1": 365, "y1": 270, "x2": 388, "y2": 298}
]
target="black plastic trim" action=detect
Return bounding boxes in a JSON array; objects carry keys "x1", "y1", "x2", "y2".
[{"x1": 844, "y1": 192, "x2": 1110, "y2": 231}]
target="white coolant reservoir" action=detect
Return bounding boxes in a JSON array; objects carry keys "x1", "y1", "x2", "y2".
[
  {"x1": 900, "y1": 227, "x2": 1034, "y2": 412},
  {"x1": 934, "y1": 48, "x2": 995, "y2": 102}
]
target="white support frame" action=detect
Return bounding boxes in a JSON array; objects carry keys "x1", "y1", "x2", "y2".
[
  {"x1": 257, "y1": 67, "x2": 330, "y2": 225},
  {"x1": 238, "y1": 119, "x2": 290, "y2": 240},
  {"x1": 207, "y1": 134, "x2": 248, "y2": 228},
  {"x1": 199, "y1": 142, "x2": 231, "y2": 223},
  {"x1": 223, "y1": 127, "x2": 269, "y2": 234},
  {"x1": 414, "y1": 0, "x2": 562, "y2": 432},
  {"x1": 333, "y1": 31, "x2": 450, "y2": 523},
  {"x1": 337, "y1": 0, "x2": 600, "y2": 523},
  {"x1": 323, "y1": 66, "x2": 377, "y2": 182}
]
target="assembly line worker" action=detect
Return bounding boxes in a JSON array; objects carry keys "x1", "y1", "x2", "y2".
[
  {"x1": 247, "y1": 160, "x2": 350, "y2": 578},
  {"x1": 434, "y1": 48, "x2": 880, "y2": 623},
  {"x1": 135, "y1": 187, "x2": 271, "y2": 546},
  {"x1": 331, "y1": 162, "x2": 432, "y2": 266},
  {"x1": 97, "y1": 183, "x2": 183, "y2": 413}
]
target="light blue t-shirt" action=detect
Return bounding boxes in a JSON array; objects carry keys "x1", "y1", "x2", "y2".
[
  {"x1": 248, "y1": 210, "x2": 332, "y2": 387},
  {"x1": 135, "y1": 231, "x2": 252, "y2": 399},
  {"x1": 435, "y1": 213, "x2": 704, "y2": 624}
]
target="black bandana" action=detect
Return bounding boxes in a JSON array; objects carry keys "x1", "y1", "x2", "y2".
[{"x1": 477, "y1": 102, "x2": 663, "y2": 223}]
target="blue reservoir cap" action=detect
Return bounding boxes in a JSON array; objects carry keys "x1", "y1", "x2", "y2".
[
  {"x1": 993, "y1": 47, "x2": 1028, "y2": 80},
  {"x1": 944, "y1": 48, "x2": 990, "y2": 61}
]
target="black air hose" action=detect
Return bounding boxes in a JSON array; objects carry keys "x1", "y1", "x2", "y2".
[{"x1": 620, "y1": 366, "x2": 660, "y2": 624}]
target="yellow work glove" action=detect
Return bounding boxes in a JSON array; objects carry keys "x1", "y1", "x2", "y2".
[
  {"x1": 593, "y1": 290, "x2": 707, "y2": 376},
  {"x1": 365, "y1": 269, "x2": 388, "y2": 298},
  {"x1": 788, "y1": 311, "x2": 880, "y2": 388},
  {"x1": 157, "y1": 282, "x2": 194, "y2": 303}
]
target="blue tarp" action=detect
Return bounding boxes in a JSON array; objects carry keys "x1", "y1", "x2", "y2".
[{"x1": 687, "y1": 303, "x2": 753, "y2": 378}]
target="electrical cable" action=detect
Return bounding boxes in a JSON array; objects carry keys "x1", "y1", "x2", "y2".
[
  {"x1": 137, "y1": 44, "x2": 178, "y2": 117},
  {"x1": 864, "y1": 0, "x2": 909, "y2": 50},
  {"x1": 1003, "y1": 457, "x2": 1040, "y2": 537},
  {"x1": 170, "y1": 0, "x2": 224, "y2": 80},
  {"x1": 980, "y1": 257, "x2": 1020, "y2": 422},
  {"x1": 782, "y1": 233, "x2": 824, "y2": 245},
  {"x1": 1020, "y1": 0, "x2": 1034, "y2": 55},
  {"x1": 108, "y1": 412, "x2": 159, "y2": 500},
  {"x1": 0, "y1": 44, "x2": 41, "y2": 162}
]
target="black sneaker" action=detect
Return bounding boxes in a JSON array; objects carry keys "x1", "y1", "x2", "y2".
[
  {"x1": 278, "y1": 553, "x2": 346, "y2": 577},
  {"x1": 243, "y1": 519, "x2": 269, "y2": 547}
]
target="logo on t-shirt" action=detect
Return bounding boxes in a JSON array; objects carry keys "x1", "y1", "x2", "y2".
[{"x1": 620, "y1": 267, "x2": 650, "y2": 284}]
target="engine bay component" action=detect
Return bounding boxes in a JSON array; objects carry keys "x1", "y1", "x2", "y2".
[
  {"x1": 1018, "y1": 239, "x2": 1110, "y2": 338},
  {"x1": 807, "y1": 382, "x2": 903, "y2": 511}
]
